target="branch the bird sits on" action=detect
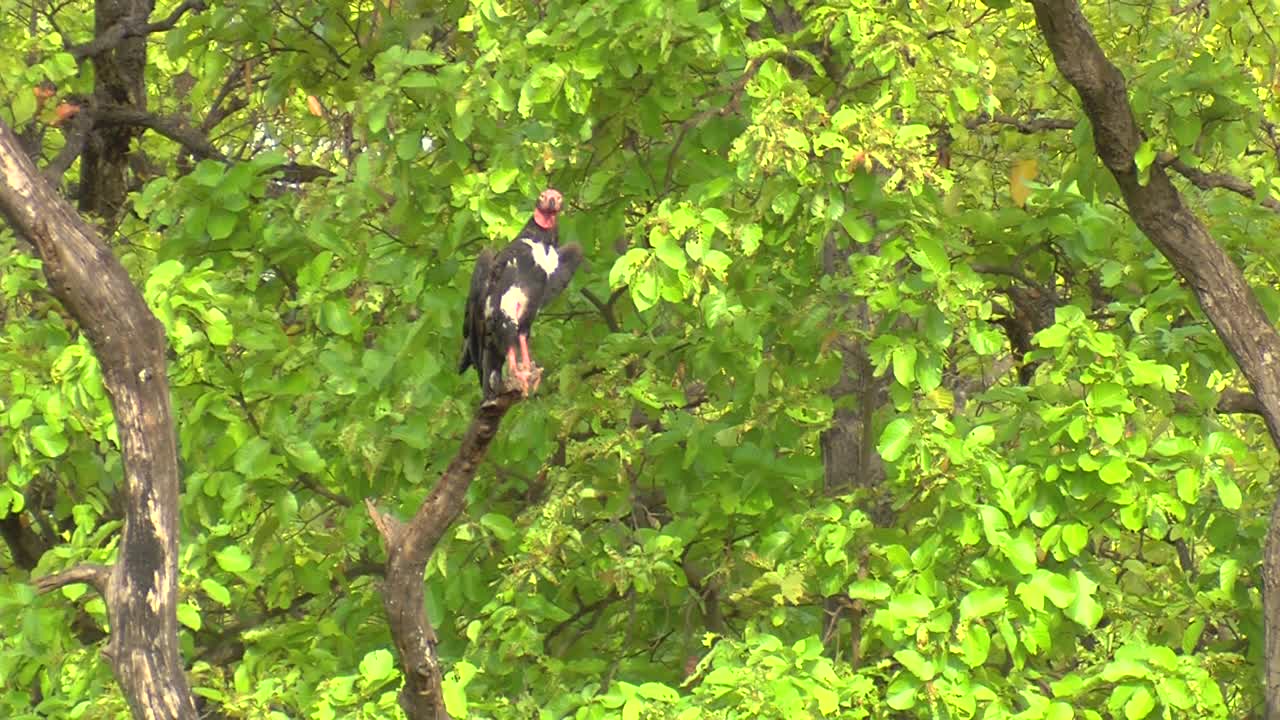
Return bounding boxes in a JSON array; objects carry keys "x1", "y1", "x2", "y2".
[{"x1": 458, "y1": 188, "x2": 582, "y2": 397}]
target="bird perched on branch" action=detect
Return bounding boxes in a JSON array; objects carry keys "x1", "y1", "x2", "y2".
[{"x1": 459, "y1": 188, "x2": 582, "y2": 397}]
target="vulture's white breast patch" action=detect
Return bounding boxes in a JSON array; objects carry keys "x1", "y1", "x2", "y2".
[
  {"x1": 499, "y1": 285, "x2": 529, "y2": 321},
  {"x1": 523, "y1": 238, "x2": 559, "y2": 276}
]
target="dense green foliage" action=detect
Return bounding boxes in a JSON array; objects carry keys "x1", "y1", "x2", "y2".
[{"x1": 2, "y1": 0, "x2": 1279, "y2": 717}]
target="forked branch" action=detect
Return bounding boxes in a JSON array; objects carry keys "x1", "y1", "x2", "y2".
[{"x1": 367, "y1": 373, "x2": 536, "y2": 720}]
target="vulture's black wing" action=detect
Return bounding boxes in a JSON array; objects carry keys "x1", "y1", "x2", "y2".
[
  {"x1": 458, "y1": 248, "x2": 494, "y2": 379},
  {"x1": 544, "y1": 243, "x2": 582, "y2": 303}
]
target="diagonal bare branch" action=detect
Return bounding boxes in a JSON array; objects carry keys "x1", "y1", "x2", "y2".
[
  {"x1": 42, "y1": 108, "x2": 95, "y2": 183},
  {"x1": 368, "y1": 377, "x2": 535, "y2": 720}
]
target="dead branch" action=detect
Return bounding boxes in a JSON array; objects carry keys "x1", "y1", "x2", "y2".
[{"x1": 367, "y1": 373, "x2": 536, "y2": 720}]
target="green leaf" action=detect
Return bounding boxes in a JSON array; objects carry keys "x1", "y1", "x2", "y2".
[
  {"x1": 887, "y1": 593, "x2": 934, "y2": 619},
  {"x1": 322, "y1": 300, "x2": 354, "y2": 335},
  {"x1": 359, "y1": 648, "x2": 395, "y2": 683},
  {"x1": 400, "y1": 71, "x2": 437, "y2": 88},
  {"x1": 954, "y1": 86, "x2": 981, "y2": 112},
  {"x1": 30, "y1": 425, "x2": 68, "y2": 458},
  {"x1": 839, "y1": 214, "x2": 873, "y2": 244},
  {"x1": 201, "y1": 578, "x2": 232, "y2": 606},
  {"x1": 892, "y1": 345, "x2": 917, "y2": 386},
  {"x1": 631, "y1": 268, "x2": 659, "y2": 312},
  {"x1": 959, "y1": 624, "x2": 991, "y2": 667},
  {"x1": 207, "y1": 209, "x2": 237, "y2": 240},
  {"x1": 1067, "y1": 572, "x2": 1103, "y2": 628},
  {"x1": 910, "y1": 235, "x2": 950, "y2": 274},
  {"x1": 738, "y1": 0, "x2": 766, "y2": 22},
  {"x1": 1060, "y1": 524, "x2": 1088, "y2": 555},
  {"x1": 234, "y1": 437, "x2": 281, "y2": 480},
  {"x1": 893, "y1": 648, "x2": 936, "y2": 680},
  {"x1": 1218, "y1": 558, "x2": 1239, "y2": 594},
  {"x1": 489, "y1": 167, "x2": 519, "y2": 194},
  {"x1": 967, "y1": 425, "x2": 995, "y2": 447},
  {"x1": 895, "y1": 124, "x2": 932, "y2": 143},
  {"x1": 1099, "y1": 458, "x2": 1131, "y2": 484},
  {"x1": 609, "y1": 248, "x2": 650, "y2": 288},
  {"x1": 1124, "y1": 685, "x2": 1155, "y2": 719},
  {"x1": 1045, "y1": 702, "x2": 1074, "y2": 720},
  {"x1": 702, "y1": 249, "x2": 732, "y2": 276},
  {"x1": 1087, "y1": 383, "x2": 1128, "y2": 409},
  {"x1": 1170, "y1": 114, "x2": 1201, "y2": 147},
  {"x1": 191, "y1": 160, "x2": 224, "y2": 187},
  {"x1": 1129, "y1": 359, "x2": 1177, "y2": 389},
  {"x1": 848, "y1": 579, "x2": 892, "y2": 601},
  {"x1": 959, "y1": 587, "x2": 1007, "y2": 619},
  {"x1": 284, "y1": 439, "x2": 327, "y2": 474},
  {"x1": 480, "y1": 513, "x2": 517, "y2": 541},
  {"x1": 885, "y1": 674, "x2": 919, "y2": 710},
  {"x1": 877, "y1": 418, "x2": 914, "y2": 462},
  {"x1": 1095, "y1": 415, "x2": 1124, "y2": 445},
  {"x1": 1177, "y1": 466, "x2": 1198, "y2": 499},
  {"x1": 442, "y1": 675, "x2": 469, "y2": 717},
  {"x1": 1213, "y1": 472, "x2": 1242, "y2": 509},
  {"x1": 1181, "y1": 618, "x2": 1205, "y2": 654},
  {"x1": 7, "y1": 398, "x2": 34, "y2": 428},
  {"x1": 1034, "y1": 324, "x2": 1071, "y2": 348},
  {"x1": 177, "y1": 603, "x2": 202, "y2": 631},
  {"x1": 1003, "y1": 531, "x2": 1039, "y2": 574},
  {"x1": 214, "y1": 546, "x2": 252, "y2": 573},
  {"x1": 205, "y1": 308, "x2": 233, "y2": 346},
  {"x1": 652, "y1": 229, "x2": 687, "y2": 270},
  {"x1": 1134, "y1": 139, "x2": 1157, "y2": 173}
]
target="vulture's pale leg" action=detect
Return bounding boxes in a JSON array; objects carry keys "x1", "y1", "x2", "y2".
[
  {"x1": 507, "y1": 345, "x2": 531, "y2": 395},
  {"x1": 518, "y1": 334, "x2": 541, "y2": 391}
]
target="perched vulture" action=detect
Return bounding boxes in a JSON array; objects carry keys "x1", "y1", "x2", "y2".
[{"x1": 458, "y1": 188, "x2": 582, "y2": 397}]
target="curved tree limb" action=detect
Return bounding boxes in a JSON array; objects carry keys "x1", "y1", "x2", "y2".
[
  {"x1": 968, "y1": 112, "x2": 1280, "y2": 214},
  {"x1": 0, "y1": 119, "x2": 196, "y2": 719},
  {"x1": 965, "y1": 112, "x2": 1078, "y2": 133},
  {"x1": 367, "y1": 374, "x2": 537, "y2": 720},
  {"x1": 33, "y1": 563, "x2": 111, "y2": 597},
  {"x1": 95, "y1": 105, "x2": 225, "y2": 160},
  {"x1": 1027, "y1": 2, "x2": 1280, "y2": 715},
  {"x1": 1158, "y1": 151, "x2": 1280, "y2": 214},
  {"x1": 69, "y1": 0, "x2": 208, "y2": 61}
]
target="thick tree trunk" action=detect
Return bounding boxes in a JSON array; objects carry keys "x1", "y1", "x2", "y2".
[
  {"x1": 818, "y1": 231, "x2": 891, "y2": 664},
  {"x1": 1267, "y1": 494, "x2": 1280, "y2": 716},
  {"x1": 1028, "y1": 2, "x2": 1280, "y2": 715},
  {"x1": 0, "y1": 120, "x2": 195, "y2": 718},
  {"x1": 79, "y1": 0, "x2": 153, "y2": 219}
]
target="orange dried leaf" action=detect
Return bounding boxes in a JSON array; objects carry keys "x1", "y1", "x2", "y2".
[
  {"x1": 1010, "y1": 158, "x2": 1038, "y2": 207},
  {"x1": 52, "y1": 102, "x2": 80, "y2": 127},
  {"x1": 306, "y1": 95, "x2": 325, "y2": 117}
]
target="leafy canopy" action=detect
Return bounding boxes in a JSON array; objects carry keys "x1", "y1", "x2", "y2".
[{"x1": 1, "y1": 0, "x2": 1278, "y2": 718}]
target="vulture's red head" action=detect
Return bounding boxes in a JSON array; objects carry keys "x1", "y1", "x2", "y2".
[{"x1": 533, "y1": 188, "x2": 563, "y2": 229}]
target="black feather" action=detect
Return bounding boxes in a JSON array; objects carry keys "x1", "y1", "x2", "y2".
[{"x1": 458, "y1": 247, "x2": 493, "y2": 377}]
